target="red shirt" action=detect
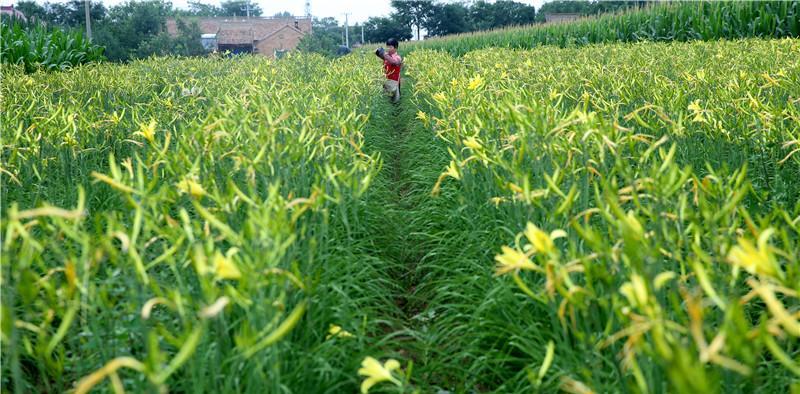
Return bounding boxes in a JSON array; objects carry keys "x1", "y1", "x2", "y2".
[{"x1": 384, "y1": 53, "x2": 402, "y2": 81}]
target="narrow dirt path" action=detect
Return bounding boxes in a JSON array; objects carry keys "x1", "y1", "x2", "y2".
[{"x1": 359, "y1": 82, "x2": 440, "y2": 367}]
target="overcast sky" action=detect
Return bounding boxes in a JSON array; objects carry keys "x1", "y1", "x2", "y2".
[{"x1": 15, "y1": 0, "x2": 549, "y2": 24}]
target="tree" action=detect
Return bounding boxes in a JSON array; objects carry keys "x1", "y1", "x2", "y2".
[
  {"x1": 219, "y1": 1, "x2": 262, "y2": 17},
  {"x1": 470, "y1": 1, "x2": 536, "y2": 30},
  {"x1": 425, "y1": 3, "x2": 471, "y2": 37},
  {"x1": 184, "y1": 1, "x2": 223, "y2": 17},
  {"x1": 390, "y1": 0, "x2": 434, "y2": 40},
  {"x1": 592, "y1": 1, "x2": 651, "y2": 14},
  {"x1": 535, "y1": 0, "x2": 649, "y2": 23},
  {"x1": 94, "y1": 0, "x2": 172, "y2": 61},
  {"x1": 296, "y1": 17, "x2": 343, "y2": 57},
  {"x1": 273, "y1": 11, "x2": 293, "y2": 18},
  {"x1": 535, "y1": 0, "x2": 591, "y2": 22},
  {"x1": 363, "y1": 15, "x2": 412, "y2": 43},
  {"x1": 136, "y1": 18, "x2": 206, "y2": 58},
  {"x1": 44, "y1": 0, "x2": 106, "y2": 27},
  {"x1": 502, "y1": 1, "x2": 537, "y2": 26},
  {"x1": 14, "y1": 1, "x2": 48, "y2": 23}
]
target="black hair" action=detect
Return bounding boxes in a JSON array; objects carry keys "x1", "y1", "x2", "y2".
[{"x1": 386, "y1": 38, "x2": 399, "y2": 48}]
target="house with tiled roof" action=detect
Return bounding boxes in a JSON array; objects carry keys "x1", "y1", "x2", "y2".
[
  {"x1": 1, "y1": 5, "x2": 27, "y2": 21},
  {"x1": 166, "y1": 16, "x2": 312, "y2": 58}
]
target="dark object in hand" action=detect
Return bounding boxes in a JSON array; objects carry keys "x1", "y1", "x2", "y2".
[{"x1": 375, "y1": 47, "x2": 385, "y2": 58}]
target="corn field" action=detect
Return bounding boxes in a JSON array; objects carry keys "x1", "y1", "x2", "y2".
[
  {"x1": 1, "y1": 20, "x2": 104, "y2": 73},
  {"x1": 405, "y1": 1, "x2": 800, "y2": 56},
  {"x1": 2, "y1": 3, "x2": 800, "y2": 394}
]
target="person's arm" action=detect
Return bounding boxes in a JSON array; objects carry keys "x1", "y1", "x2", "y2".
[{"x1": 384, "y1": 53, "x2": 403, "y2": 66}]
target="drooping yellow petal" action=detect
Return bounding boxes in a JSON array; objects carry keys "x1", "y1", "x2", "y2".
[
  {"x1": 620, "y1": 274, "x2": 649, "y2": 308},
  {"x1": 525, "y1": 222, "x2": 555, "y2": 255},
  {"x1": 326, "y1": 324, "x2": 354, "y2": 340},
  {"x1": 621, "y1": 211, "x2": 644, "y2": 241},
  {"x1": 214, "y1": 251, "x2": 241, "y2": 280},
  {"x1": 177, "y1": 178, "x2": 207, "y2": 198},
  {"x1": 357, "y1": 357, "x2": 401, "y2": 394},
  {"x1": 468, "y1": 74, "x2": 484, "y2": 90},
  {"x1": 135, "y1": 120, "x2": 157, "y2": 142},
  {"x1": 463, "y1": 136, "x2": 482, "y2": 151},
  {"x1": 445, "y1": 160, "x2": 461, "y2": 180},
  {"x1": 726, "y1": 231, "x2": 778, "y2": 278},
  {"x1": 654, "y1": 271, "x2": 677, "y2": 290},
  {"x1": 495, "y1": 246, "x2": 539, "y2": 275}
]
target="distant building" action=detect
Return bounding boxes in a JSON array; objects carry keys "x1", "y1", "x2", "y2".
[
  {"x1": 166, "y1": 16, "x2": 312, "y2": 58},
  {"x1": 544, "y1": 13, "x2": 582, "y2": 23},
  {"x1": 1, "y1": 5, "x2": 27, "y2": 21},
  {"x1": 200, "y1": 33, "x2": 217, "y2": 51}
]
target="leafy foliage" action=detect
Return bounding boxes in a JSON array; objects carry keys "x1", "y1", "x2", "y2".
[
  {"x1": 364, "y1": 16, "x2": 413, "y2": 44},
  {"x1": 297, "y1": 17, "x2": 348, "y2": 57},
  {"x1": 0, "y1": 19, "x2": 104, "y2": 73}
]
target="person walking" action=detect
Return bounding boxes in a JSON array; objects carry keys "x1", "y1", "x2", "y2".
[{"x1": 375, "y1": 38, "x2": 403, "y2": 103}]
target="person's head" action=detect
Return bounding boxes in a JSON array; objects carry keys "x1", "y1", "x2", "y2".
[{"x1": 386, "y1": 38, "x2": 399, "y2": 54}]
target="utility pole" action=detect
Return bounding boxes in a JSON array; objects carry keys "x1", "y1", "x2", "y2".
[
  {"x1": 84, "y1": 0, "x2": 92, "y2": 40},
  {"x1": 241, "y1": 1, "x2": 251, "y2": 19},
  {"x1": 343, "y1": 12, "x2": 350, "y2": 48}
]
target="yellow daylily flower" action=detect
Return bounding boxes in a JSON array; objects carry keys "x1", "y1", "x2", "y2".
[
  {"x1": 489, "y1": 197, "x2": 507, "y2": 207},
  {"x1": 726, "y1": 229, "x2": 779, "y2": 278},
  {"x1": 654, "y1": 271, "x2": 677, "y2": 290},
  {"x1": 135, "y1": 120, "x2": 157, "y2": 143},
  {"x1": 688, "y1": 100, "x2": 707, "y2": 123},
  {"x1": 695, "y1": 69, "x2": 706, "y2": 80},
  {"x1": 463, "y1": 136, "x2": 482, "y2": 151},
  {"x1": 416, "y1": 111, "x2": 428, "y2": 122},
  {"x1": 619, "y1": 274, "x2": 649, "y2": 308},
  {"x1": 621, "y1": 211, "x2": 644, "y2": 241},
  {"x1": 326, "y1": 324, "x2": 354, "y2": 340},
  {"x1": 358, "y1": 357, "x2": 401, "y2": 394},
  {"x1": 524, "y1": 222, "x2": 567, "y2": 255},
  {"x1": 450, "y1": 78, "x2": 459, "y2": 88},
  {"x1": 213, "y1": 251, "x2": 241, "y2": 280},
  {"x1": 467, "y1": 74, "x2": 484, "y2": 90},
  {"x1": 433, "y1": 92, "x2": 447, "y2": 102},
  {"x1": 445, "y1": 160, "x2": 461, "y2": 180},
  {"x1": 494, "y1": 246, "x2": 539, "y2": 275},
  {"x1": 176, "y1": 178, "x2": 207, "y2": 198}
]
